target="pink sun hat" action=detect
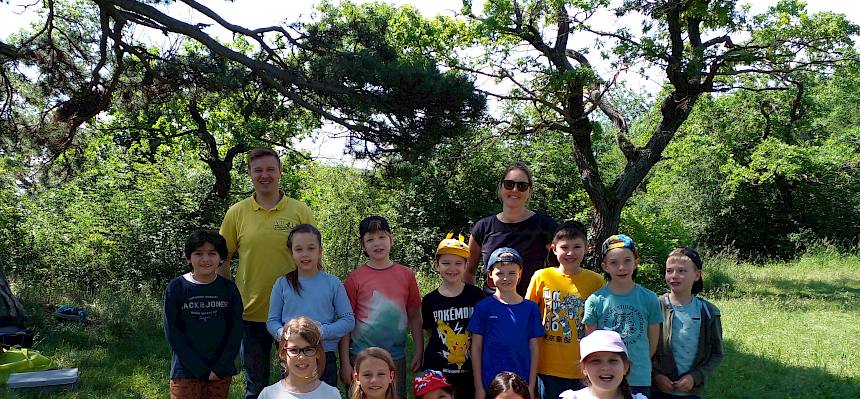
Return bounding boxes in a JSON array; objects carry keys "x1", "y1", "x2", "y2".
[{"x1": 580, "y1": 330, "x2": 628, "y2": 361}]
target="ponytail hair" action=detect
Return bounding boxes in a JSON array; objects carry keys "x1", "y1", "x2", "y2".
[{"x1": 285, "y1": 224, "x2": 323, "y2": 296}]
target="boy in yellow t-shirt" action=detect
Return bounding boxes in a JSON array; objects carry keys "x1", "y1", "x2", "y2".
[{"x1": 526, "y1": 221, "x2": 605, "y2": 399}]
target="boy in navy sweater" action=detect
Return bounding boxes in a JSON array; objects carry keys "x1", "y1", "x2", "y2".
[{"x1": 164, "y1": 230, "x2": 243, "y2": 399}]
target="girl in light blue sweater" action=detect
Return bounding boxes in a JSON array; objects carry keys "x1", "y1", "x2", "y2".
[{"x1": 268, "y1": 224, "x2": 355, "y2": 388}]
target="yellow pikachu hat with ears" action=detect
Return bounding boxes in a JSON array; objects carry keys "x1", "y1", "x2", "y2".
[{"x1": 435, "y1": 232, "x2": 470, "y2": 260}]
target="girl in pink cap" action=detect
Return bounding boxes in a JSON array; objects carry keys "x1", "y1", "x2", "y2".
[{"x1": 559, "y1": 330, "x2": 647, "y2": 399}]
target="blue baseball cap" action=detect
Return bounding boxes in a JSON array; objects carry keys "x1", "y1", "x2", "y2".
[
  {"x1": 601, "y1": 234, "x2": 638, "y2": 257},
  {"x1": 486, "y1": 247, "x2": 523, "y2": 271}
]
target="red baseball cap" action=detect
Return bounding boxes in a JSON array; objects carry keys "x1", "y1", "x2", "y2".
[{"x1": 413, "y1": 370, "x2": 452, "y2": 398}]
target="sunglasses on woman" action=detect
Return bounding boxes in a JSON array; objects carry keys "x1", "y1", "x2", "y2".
[{"x1": 501, "y1": 179, "x2": 531, "y2": 191}]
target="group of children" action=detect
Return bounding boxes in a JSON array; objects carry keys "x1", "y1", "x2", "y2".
[{"x1": 164, "y1": 216, "x2": 722, "y2": 399}]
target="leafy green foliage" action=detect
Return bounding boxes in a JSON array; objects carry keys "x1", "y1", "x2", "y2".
[
  {"x1": 636, "y1": 64, "x2": 860, "y2": 258},
  {"x1": 299, "y1": 2, "x2": 486, "y2": 163}
]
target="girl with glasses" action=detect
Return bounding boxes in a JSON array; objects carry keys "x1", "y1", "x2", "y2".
[{"x1": 259, "y1": 317, "x2": 341, "y2": 399}]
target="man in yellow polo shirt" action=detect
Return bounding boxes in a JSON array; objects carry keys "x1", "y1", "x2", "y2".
[{"x1": 218, "y1": 147, "x2": 315, "y2": 399}]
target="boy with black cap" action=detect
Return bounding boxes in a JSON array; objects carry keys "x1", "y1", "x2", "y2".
[
  {"x1": 652, "y1": 248, "x2": 723, "y2": 399},
  {"x1": 339, "y1": 216, "x2": 422, "y2": 399},
  {"x1": 468, "y1": 247, "x2": 544, "y2": 399}
]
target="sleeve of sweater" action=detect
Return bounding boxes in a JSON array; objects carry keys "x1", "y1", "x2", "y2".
[
  {"x1": 689, "y1": 302, "x2": 724, "y2": 385},
  {"x1": 163, "y1": 279, "x2": 210, "y2": 379},
  {"x1": 213, "y1": 279, "x2": 244, "y2": 377},
  {"x1": 267, "y1": 277, "x2": 287, "y2": 341},
  {"x1": 319, "y1": 277, "x2": 356, "y2": 341}
]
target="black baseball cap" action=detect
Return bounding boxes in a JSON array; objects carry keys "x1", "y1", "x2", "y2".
[{"x1": 359, "y1": 216, "x2": 391, "y2": 238}]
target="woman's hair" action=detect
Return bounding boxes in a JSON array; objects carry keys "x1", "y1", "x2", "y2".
[
  {"x1": 350, "y1": 347, "x2": 397, "y2": 399},
  {"x1": 499, "y1": 162, "x2": 534, "y2": 186},
  {"x1": 284, "y1": 224, "x2": 324, "y2": 296},
  {"x1": 485, "y1": 371, "x2": 530, "y2": 399},
  {"x1": 666, "y1": 247, "x2": 704, "y2": 294},
  {"x1": 277, "y1": 317, "x2": 325, "y2": 378},
  {"x1": 497, "y1": 162, "x2": 534, "y2": 203},
  {"x1": 581, "y1": 352, "x2": 634, "y2": 399},
  {"x1": 184, "y1": 229, "x2": 228, "y2": 260}
]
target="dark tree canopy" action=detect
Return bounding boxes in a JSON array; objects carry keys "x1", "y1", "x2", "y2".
[{"x1": 0, "y1": 0, "x2": 486, "y2": 177}]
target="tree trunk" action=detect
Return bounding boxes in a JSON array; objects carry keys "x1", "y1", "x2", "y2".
[
  {"x1": 197, "y1": 144, "x2": 247, "y2": 226},
  {"x1": 0, "y1": 260, "x2": 26, "y2": 324},
  {"x1": 586, "y1": 200, "x2": 625, "y2": 269}
]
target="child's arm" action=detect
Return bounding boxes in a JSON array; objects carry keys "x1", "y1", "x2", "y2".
[
  {"x1": 340, "y1": 274, "x2": 358, "y2": 387},
  {"x1": 471, "y1": 333, "x2": 484, "y2": 399},
  {"x1": 339, "y1": 335, "x2": 353, "y2": 387},
  {"x1": 406, "y1": 270, "x2": 424, "y2": 371},
  {"x1": 582, "y1": 293, "x2": 599, "y2": 336},
  {"x1": 584, "y1": 324, "x2": 597, "y2": 335},
  {"x1": 265, "y1": 278, "x2": 285, "y2": 340},
  {"x1": 163, "y1": 282, "x2": 211, "y2": 379},
  {"x1": 213, "y1": 282, "x2": 244, "y2": 379},
  {"x1": 321, "y1": 281, "x2": 355, "y2": 342},
  {"x1": 648, "y1": 323, "x2": 660, "y2": 357},
  {"x1": 528, "y1": 337, "x2": 540, "y2": 398},
  {"x1": 408, "y1": 306, "x2": 424, "y2": 372}
]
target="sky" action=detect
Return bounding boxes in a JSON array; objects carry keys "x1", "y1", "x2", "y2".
[{"x1": 1, "y1": 1, "x2": 858, "y2": 164}]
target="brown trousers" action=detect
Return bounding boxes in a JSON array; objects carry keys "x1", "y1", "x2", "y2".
[{"x1": 169, "y1": 377, "x2": 232, "y2": 399}]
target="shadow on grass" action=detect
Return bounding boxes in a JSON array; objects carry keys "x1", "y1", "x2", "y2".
[
  {"x1": 705, "y1": 340, "x2": 860, "y2": 399},
  {"x1": 766, "y1": 278, "x2": 860, "y2": 298}
]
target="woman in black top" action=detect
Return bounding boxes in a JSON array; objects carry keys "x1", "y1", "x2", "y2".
[{"x1": 465, "y1": 162, "x2": 557, "y2": 295}]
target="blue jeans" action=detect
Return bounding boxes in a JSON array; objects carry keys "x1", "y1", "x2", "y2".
[
  {"x1": 241, "y1": 320, "x2": 274, "y2": 399},
  {"x1": 537, "y1": 374, "x2": 585, "y2": 399},
  {"x1": 631, "y1": 386, "x2": 652, "y2": 398},
  {"x1": 321, "y1": 351, "x2": 338, "y2": 389}
]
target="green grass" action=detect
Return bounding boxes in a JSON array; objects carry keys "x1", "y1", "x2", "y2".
[
  {"x1": 2, "y1": 250, "x2": 859, "y2": 398},
  {"x1": 703, "y1": 250, "x2": 860, "y2": 398}
]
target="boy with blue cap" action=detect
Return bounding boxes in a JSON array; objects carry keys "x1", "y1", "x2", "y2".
[
  {"x1": 468, "y1": 247, "x2": 544, "y2": 399},
  {"x1": 583, "y1": 234, "x2": 662, "y2": 398}
]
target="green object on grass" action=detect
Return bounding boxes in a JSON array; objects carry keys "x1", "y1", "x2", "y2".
[{"x1": 0, "y1": 346, "x2": 55, "y2": 383}]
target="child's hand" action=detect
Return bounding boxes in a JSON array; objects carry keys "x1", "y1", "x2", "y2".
[
  {"x1": 673, "y1": 374, "x2": 695, "y2": 392},
  {"x1": 340, "y1": 362, "x2": 354, "y2": 388},
  {"x1": 409, "y1": 353, "x2": 423, "y2": 372},
  {"x1": 654, "y1": 373, "x2": 673, "y2": 392},
  {"x1": 208, "y1": 371, "x2": 219, "y2": 381}
]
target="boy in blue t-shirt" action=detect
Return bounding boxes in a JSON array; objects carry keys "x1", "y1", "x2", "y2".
[
  {"x1": 164, "y1": 229, "x2": 243, "y2": 399},
  {"x1": 468, "y1": 247, "x2": 544, "y2": 399},
  {"x1": 583, "y1": 234, "x2": 662, "y2": 398}
]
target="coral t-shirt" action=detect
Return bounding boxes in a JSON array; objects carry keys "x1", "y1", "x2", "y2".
[{"x1": 344, "y1": 263, "x2": 421, "y2": 359}]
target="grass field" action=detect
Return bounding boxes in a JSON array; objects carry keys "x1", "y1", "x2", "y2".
[{"x1": 1, "y1": 249, "x2": 858, "y2": 398}]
